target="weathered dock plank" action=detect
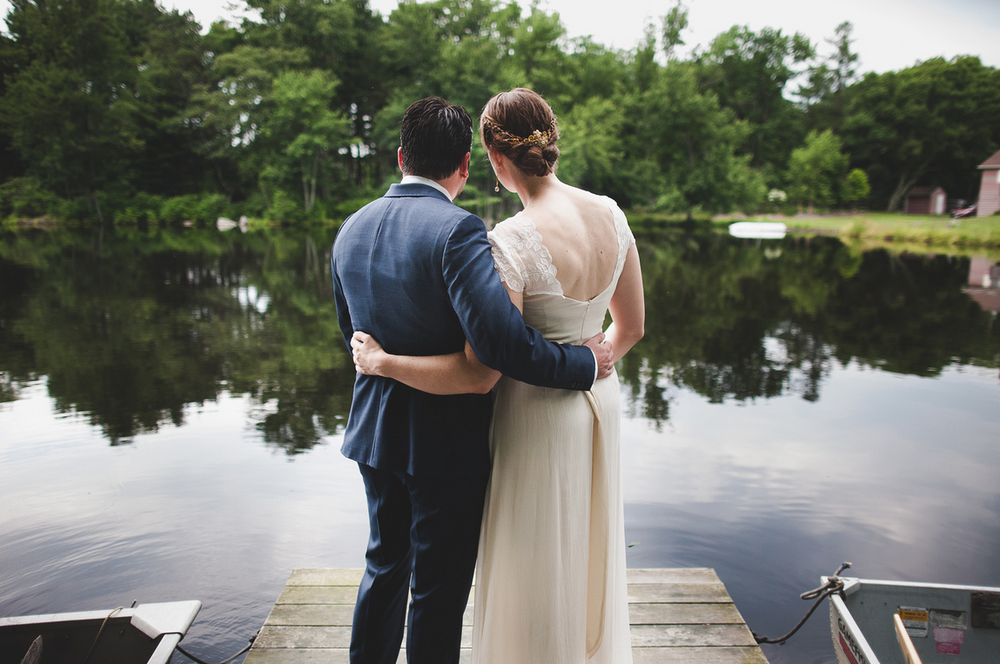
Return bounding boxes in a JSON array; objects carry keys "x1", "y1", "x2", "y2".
[
  {"x1": 244, "y1": 568, "x2": 768, "y2": 664},
  {"x1": 628, "y1": 602, "x2": 745, "y2": 624}
]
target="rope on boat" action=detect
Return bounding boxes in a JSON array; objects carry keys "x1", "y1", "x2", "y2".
[
  {"x1": 175, "y1": 631, "x2": 257, "y2": 664},
  {"x1": 752, "y1": 562, "x2": 852, "y2": 646},
  {"x1": 82, "y1": 606, "x2": 124, "y2": 664}
]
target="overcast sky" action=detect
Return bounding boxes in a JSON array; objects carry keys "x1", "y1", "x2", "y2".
[{"x1": 3, "y1": 0, "x2": 998, "y2": 74}]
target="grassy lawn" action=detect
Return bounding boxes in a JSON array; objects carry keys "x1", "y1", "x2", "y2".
[
  {"x1": 785, "y1": 212, "x2": 1000, "y2": 253},
  {"x1": 629, "y1": 210, "x2": 1000, "y2": 257}
]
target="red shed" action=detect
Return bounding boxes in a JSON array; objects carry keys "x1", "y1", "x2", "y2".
[
  {"x1": 904, "y1": 186, "x2": 947, "y2": 215},
  {"x1": 977, "y1": 149, "x2": 1000, "y2": 217}
]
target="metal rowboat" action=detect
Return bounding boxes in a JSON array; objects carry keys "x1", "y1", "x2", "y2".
[
  {"x1": 829, "y1": 576, "x2": 1000, "y2": 664},
  {"x1": 0, "y1": 600, "x2": 201, "y2": 664}
]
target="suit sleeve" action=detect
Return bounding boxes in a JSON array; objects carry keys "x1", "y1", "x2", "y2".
[
  {"x1": 442, "y1": 215, "x2": 596, "y2": 391},
  {"x1": 331, "y1": 245, "x2": 354, "y2": 351}
]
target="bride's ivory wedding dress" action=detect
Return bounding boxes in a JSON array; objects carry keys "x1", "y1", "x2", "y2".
[{"x1": 472, "y1": 197, "x2": 635, "y2": 664}]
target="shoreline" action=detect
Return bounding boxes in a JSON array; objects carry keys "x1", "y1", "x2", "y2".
[
  {"x1": 6, "y1": 210, "x2": 1000, "y2": 254},
  {"x1": 628, "y1": 211, "x2": 1000, "y2": 255}
]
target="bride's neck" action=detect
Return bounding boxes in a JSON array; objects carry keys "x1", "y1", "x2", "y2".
[{"x1": 515, "y1": 172, "x2": 560, "y2": 209}]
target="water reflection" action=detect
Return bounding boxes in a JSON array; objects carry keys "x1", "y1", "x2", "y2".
[
  {"x1": 0, "y1": 226, "x2": 356, "y2": 450},
  {"x1": 2, "y1": 227, "x2": 997, "y2": 446},
  {"x1": 1, "y1": 225, "x2": 998, "y2": 664},
  {"x1": 965, "y1": 256, "x2": 1000, "y2": 322},
  {"x1": 623, "y1": 363, "x2": 1000, "y2": 663},
  {"x1": 620, "y1": 234, "x2": 999, "y2": 427}
]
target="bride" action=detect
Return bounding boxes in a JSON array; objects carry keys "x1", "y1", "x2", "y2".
[{"x1": 351, "y1": 87, "x2": 644, "y2": 663}]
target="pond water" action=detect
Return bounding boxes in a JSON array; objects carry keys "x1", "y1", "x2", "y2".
[{"x1": 1, "y1": 223, "x2": 998, "y2": 664}]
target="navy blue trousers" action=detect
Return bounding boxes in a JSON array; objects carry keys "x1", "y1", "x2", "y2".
[{"x1": 351, "y1": 463, "x2": 489, "y2": 664}]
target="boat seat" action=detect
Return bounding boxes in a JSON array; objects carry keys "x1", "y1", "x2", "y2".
[
  {"x1": 20, "y1": 635, "x2": 42, "y2": 664},
  {"x1": 894, "y1": 613, "x2": 923, "y2": 664}
]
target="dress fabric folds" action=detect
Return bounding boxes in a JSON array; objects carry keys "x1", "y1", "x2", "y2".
[{"x1": 472, "y1": 198, "x2": 635, "y2": 664}]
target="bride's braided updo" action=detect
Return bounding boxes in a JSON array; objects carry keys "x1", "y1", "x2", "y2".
[{"x1": 480, "y1": 88, "x2": 559, "y2": 177}]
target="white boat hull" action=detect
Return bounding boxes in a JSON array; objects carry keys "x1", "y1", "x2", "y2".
[{"x1": 728, "y1": 221, "x2": 787, "y2": 239}]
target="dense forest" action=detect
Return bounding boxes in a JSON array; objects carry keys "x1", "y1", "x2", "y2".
[{"x1": 2, "y1": 0, "x2": 1000, "y2": 224}]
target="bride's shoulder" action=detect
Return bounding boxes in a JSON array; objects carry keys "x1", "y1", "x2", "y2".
[
  {"x1": 586, "y1": 190, "x2": 622, "y2": 216},
  {"x1": 569, "y1": 188, "x2": 632, "y2": 246},
  {"x1": 488, "y1": 212, "x2": 536, "y2": 240},
  {"x1": 563, "y1": 184, "x2": 622, "y2": 217}
]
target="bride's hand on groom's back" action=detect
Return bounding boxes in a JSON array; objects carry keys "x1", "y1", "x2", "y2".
[{"x1": 583, "y1": 333, "x2": 615, "y2": 380}]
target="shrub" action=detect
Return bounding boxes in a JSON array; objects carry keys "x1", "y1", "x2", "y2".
[
  {"x1": 0, "y1": 177, "x2": 58, "y2": 219},
  {"x1": 266, "y1": 190, "x2": 307, "y2": 224},
  {"x1": 192, "y1": 194, "x2": 229, "y2": 224},
  {"x1": 55, "y1": 197, "x2": 92, "y2": 221},
  {"x1": 727, "y1": 157, "x2": 767, "y2": 213},
  {"x1": 159, "y1": 193, "x2": 231, "y2": 225},
  {"x1": 844, "y1": 169, "x2": 871, "y2": 206},
  {"x1": 160, "y1": 194, "x2": 199, "y2": 224},
  {"x1": 114, "y1": 207, "x2": 142, "y2": 225},
  {"x1": 653, "y1": 188, "x2": 688, "y2": 215}
]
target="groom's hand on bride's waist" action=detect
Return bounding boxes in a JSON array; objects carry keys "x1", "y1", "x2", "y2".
[{"x1": 583, "y1": 333, "x2": 615, "y2": 380}]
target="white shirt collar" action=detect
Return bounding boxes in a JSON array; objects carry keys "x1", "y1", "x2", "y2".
[{"x1": 401, "y1": 175, "x2": 453, "y2": 201}]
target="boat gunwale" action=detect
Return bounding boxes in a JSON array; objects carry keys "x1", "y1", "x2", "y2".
[
  {"x1": 0, "y1": 600, "x2": 202, "y2": 637},
  {"x1": 828, "y1": 576, "x2": 1000, "y2": 595},
  {"x1": 830, "y1": 591, "x2": 881, "y2": 664},
  {"x1": 0, "y1": 607, "x2": 143, "y2": 628}
]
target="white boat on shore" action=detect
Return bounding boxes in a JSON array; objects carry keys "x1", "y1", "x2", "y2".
[
  {"x1": 728, "y1": 221, "x2": 787, "y2": 239},
  {"x1": 0, "y1": 600, "x2": 201, "y2": 664},
  {"x1": 828, "y1": 575, "x2": 1000, "y2": 664}
]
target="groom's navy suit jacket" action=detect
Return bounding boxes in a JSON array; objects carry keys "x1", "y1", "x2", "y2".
[{"x1": 331, "y1": 183, "x2": 596, "y2": 478}]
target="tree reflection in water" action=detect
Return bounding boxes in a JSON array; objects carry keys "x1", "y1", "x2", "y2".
[
  {"x1": 0, "y1": 225, "x2": 354, "y2": 450},
  {"x1": 619, "y1": 231, "x2": 999, "y2": 427},
  {"x1": 1, "y1": 225, "x2": 997, "y2": 447}
]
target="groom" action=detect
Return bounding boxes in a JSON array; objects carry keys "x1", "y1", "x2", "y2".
[{"x1": 331, "y1": 96, "x2": 613, "y2": 664}]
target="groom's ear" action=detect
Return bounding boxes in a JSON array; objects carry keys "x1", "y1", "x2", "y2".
[
  {"x1": 459, "y1": 152, "x2": 471, "y2": 178},
  {"x1": 397, "y1": 147, "x2": 405, "y2": 173}
]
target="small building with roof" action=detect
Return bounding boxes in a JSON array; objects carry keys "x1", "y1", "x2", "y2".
[
  {"x1": 904, "y1": 186, "x2": 947, "y2": 215},
  {"x1": 977, "y1": 149, "x2": 1000, "y2": 217}
]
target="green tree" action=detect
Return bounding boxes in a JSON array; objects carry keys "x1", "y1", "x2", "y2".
[
  {"x1": 1, "y1": 0, "x2": 144, "y2": 220},
  {"x1": 828, "y1": 21, "x2": 859, "y2": 94},
  {"x1": 843, "y1": 168, "x2": 870, "y2": 208},
  {"x1": 661, "y1": 1, "x2": 688, "y2": 62},
  {"x1": 0, "y1": 30, "x2": 27, "y2": 184},
  {"x1": 120, "y1": 0, "x2": 211, "y2": 197},
  {"x1": 561, "y1": 37, "x2": 627, "y2": 106},
  {"x1": 506, "y1": 6, "x2": 569, "y2": 99},
  {"x1": 262, "y1": 70, "x2": 351, "y2": 214},
  {"x1": 697, "y1": 25, "x2": 814, "y2": 172},
  {"x1": 787, "y1": 129, "x2": 848, "y2": 212},
  {"x1": 641, "y1": 63, "x2": 762, "y2": 217},
  {"x1": 0, "y1": 0, "x2": 213, "y2": 218},
  {"x1": 557, "y1": 97, "x2": 624, "y2": 194},
  {"x1": 241, "y1": 0, "x2": 386, "y2": 189},
  {"x1": 375, "y1": 0, "x2": 566, "y2": 207},
  {"x1": 188, "y1": 45, "x2": 308, "y2": 200},
  {"x1": 242, "y1": 0, "x2": 385, "y2": 127},
  {"x1": 842, "y1": 56, "x2": 1000, "y2": 210},
  {"x1": 800, "y1": 21, "x2": 860, "y2": 134}
]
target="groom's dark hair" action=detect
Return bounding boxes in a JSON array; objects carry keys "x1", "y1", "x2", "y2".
[{"x1": 400, "y1": 97, "x2": 473, "y2": 180}]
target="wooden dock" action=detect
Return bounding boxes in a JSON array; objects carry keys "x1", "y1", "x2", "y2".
[{"x1": 244, "y1": 568, "x2": 768, "y2": 663}]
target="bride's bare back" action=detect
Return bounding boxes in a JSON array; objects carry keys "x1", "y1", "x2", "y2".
[{"x1": 521, "y1": 180, "x2": 619, "y2": 302}]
